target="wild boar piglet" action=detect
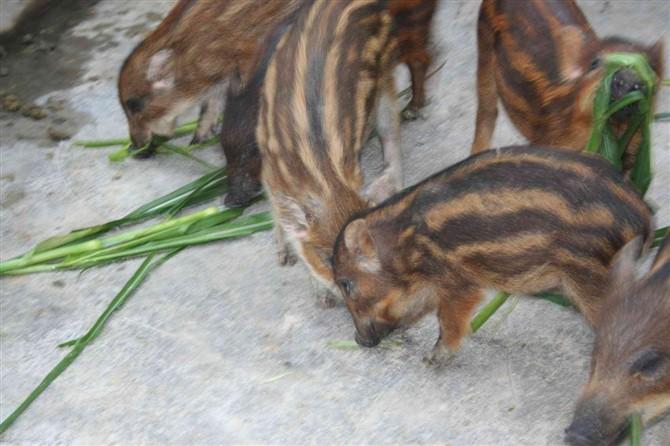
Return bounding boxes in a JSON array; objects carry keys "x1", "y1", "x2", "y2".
[
  {"x1": 565, "y1": 235, "x2": 670, "y2": 446},
  {"x1": 222, "y1": 0, "x2": 438, "y2": 207},
  {"x1": 472, "y1": 0, "x2": 664, "y2": 172},
  {"x1": 257, "y1": 0, "x2": 407, "y2": 303},
  {"x1": 118, "y1": 0, "x2": 308, "y2": 154},
  {"x1": 333, "y1": 146, "x2": 652, "y2": 366}
]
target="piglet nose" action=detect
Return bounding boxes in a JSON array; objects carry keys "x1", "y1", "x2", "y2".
[
  {"x1": 564, "y1": 411, "x2": 603, "y2": 446},
  {"x1": 564, "y1": 423, "x2": 594, "y2": 446}
]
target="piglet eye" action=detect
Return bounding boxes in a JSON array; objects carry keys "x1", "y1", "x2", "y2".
[
  {"x1": 126, "y1": 97, "x2": 145, "y2": 114},
  {"x1": 631, "y1": 350, "x2": 667, "y2": 379},
  {"x1": 338, "y1": 279, "x2": 354, "y2": 296},
  {"x1": 589, "y1": 57, "x2": 602, "y2": 71}
]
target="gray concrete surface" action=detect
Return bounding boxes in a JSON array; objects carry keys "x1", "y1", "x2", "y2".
[{"x1": 1, "y1": 0, "x2": 669, "y2": 444}]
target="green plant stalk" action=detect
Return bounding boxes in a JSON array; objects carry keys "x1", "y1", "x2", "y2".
[
  {"x1": 585, "y1": 70, "x2": 615, "y2": 153},
  {"x1": 0, "y1": 251, "x2": 179, "y2": 434},
  {"x1": 158, "y1": 143, "x2": 219, "y2": 170},
  {"x1": 68, "y1": 213, "x2": 273, "y2": 268},
  {"x1": 0, "y1": 240, "x2": 103, "y2": 274},
  {"x1": 123, "y1": 168, "x2": 226, "y2": 221},
  {"x1": 655, "y1": 112, "x2": 670, "y2": 121},
  {"x1": 64, "y1": 208, "x2": 244, "y2": 266},
  {"x1": 471, "y1": 292, "x2": 510, "y2": 333},
  {"x1": 75, "y1": 119, "x2": 199, "y2": 149},
  {"x1": 3, "y1": 169, "x2": 228, "y2": 264},
  {"x1": 2, "y1": 212, "x2": 274, "y2": 275},
  {"x1": 629, "y1": 413, "x2": 642, "y2": 446},
  {"x1": 0, "y1": 207, "x2": 220, "y2": 274}
]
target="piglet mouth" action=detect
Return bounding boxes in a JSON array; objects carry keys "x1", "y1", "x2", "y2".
[
  {"x1": 564, "y1": 414, "x2": 629, "y2": 446},
  {"x1": 609, "y1": 68, "x2": 646, "y2": 123},
  {"x1": 128, "y1": 135, "x2": 169, "y2": 159},
  {"x1": 354, "y1": 320, "x2": 394, "y2": 348}
]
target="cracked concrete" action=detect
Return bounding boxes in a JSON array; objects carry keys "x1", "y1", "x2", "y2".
[{"x1": 1, "y1": 0, "x2": 669, "y2": 444}]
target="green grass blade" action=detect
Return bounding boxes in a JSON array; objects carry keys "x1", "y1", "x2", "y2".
[
  {"x1": 159, "y1": 143, "x2": 218, "y2": 171},
  {"x1": 124, "y1": 168, "x2": 227, "y2": 221},
  {"x1": 655, "y1": 112, "x2": 670, "y2": 121},
  {"x1": 603, "y1": 90, "x2": 644, "y2": 119},
  {"x1": 74, "y1": 138, "x2": 130, "y2": 148},
  {"x1": 600, "y1": 125, "x2": 622, "y2": 169},
  {"x1": 57, "y1": 212, "x2": 273, "y2": 269},
  {"x1": 471, "y1": 292, "x2": 510, "y2": 333},
  {"x1": 0, "y1": 251, "x2": 178, "y2": 434},
  {"x1": 629, "y1": 413, "x2": 642, "y2": 446},
  {"x1": 585, "y1": 71, "x2": 615, "y2": 153},
  {"x1": 0, "y1": 169, "x2": 229, "y2": 271}
]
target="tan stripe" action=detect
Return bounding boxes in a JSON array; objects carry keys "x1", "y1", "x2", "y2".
[
  {"x1": 327, "y1": 0, "x2": 378, "y2": 184},
  {"x1": 425, "y1": 188, "x2": 616, "y2": 231}
]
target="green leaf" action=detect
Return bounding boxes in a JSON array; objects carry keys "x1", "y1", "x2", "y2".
[
  {"x1": 471, "y1": 291, "x2": 510, "y2": 333},
  {"x1": 629, "y1": 413, "x2": 642, "y2": 446},
  {"x1": 0, "y1": 251, "x2": 179, "y2": 434}
]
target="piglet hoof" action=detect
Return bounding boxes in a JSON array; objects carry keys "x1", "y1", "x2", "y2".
[
  {"x1": 401, "y1": 106, "x2": 422, "y2": 121},
  {"x1": 367, "y1": 173, "x2": 400, "y2": 205},
  {"x1": 277, "y1": 247, "x2": 298, "y2": 267},
  {"x1": 224, "y1": 175, "x2": 263, "y2": 208},
  {"x1": 422, "y1": 346, "x2": 454, "y2": 369},
  {"x1": 189, "y1": 127, "x2": 219, "y2": 146}
]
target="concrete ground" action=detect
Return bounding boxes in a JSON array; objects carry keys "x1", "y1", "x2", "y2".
[{"x1": 1, "y1": 0, "x2": 669, "y2": 444}]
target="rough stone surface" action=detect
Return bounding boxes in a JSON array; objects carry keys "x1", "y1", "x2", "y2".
[{"x1": 1, "y1": 1, "x2": 669, "y2": 445}]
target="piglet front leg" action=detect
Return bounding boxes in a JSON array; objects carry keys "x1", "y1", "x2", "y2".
[
  {"x1": 423, "y1": 287, "x2": 484, "y2": 368},
  {"x1": 368, "y1": 77, "x2": 403, "y2": 204}
]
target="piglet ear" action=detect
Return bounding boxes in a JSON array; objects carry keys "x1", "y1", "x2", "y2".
[
  {"x1": 608, "y1": 236, "x2": 643, "y2": 291},
  {"x1": 556, "y1": 26, "x2": 588, "y2": 81},
  {"x1": 647, "y1": 38, "x2": 665, "y2": 79},
  {"x1": 147, "y1": 49, "x2": 176, "y2": 91},
  {"x1": 274, "y1": 193, "x2": 310, "y2": 241},
  {"x1": 344, "y1": 219, "x2": 380, "y2": 271}
]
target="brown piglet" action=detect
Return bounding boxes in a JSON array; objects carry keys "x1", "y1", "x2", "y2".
[
  {"x1": 221, "y1": 0, "x2": 438, "y2": 208},
  {"x1": 471, "y1": 0, "x2": 664, "y2": 170},
  {"x1": 257, "y1": 0, "x2": 404, "y2": 302},
  {"x1": 332, "y1": 146, "x2": 652, "y2": 366},
  {"x1": 565, "y1": 235, "x2": 670, "y2": 446},
  {"x1": 117, "y1": 0, "x2": 308, "y2": 154}
]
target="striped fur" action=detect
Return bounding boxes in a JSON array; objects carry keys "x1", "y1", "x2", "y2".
[
  {"x1": 257, "y1": 0, "x2": 404, "y2": 292},
  {"x1": 333, "y1": 146, "x2": 652, "y2": 363},
  {"x1": 471, "y1": 0, "x2": 664, "y2": 170},
  {"x1": 118, "y1": 0, "x2": 309, "y2": 151},
  {"x1": 221, "y1": 0, "x2": 437, "y2": 207},
  {"x1": 567, "y1": 235, "x2": 670, "y2": 446}
]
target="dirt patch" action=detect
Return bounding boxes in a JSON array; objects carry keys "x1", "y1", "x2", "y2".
[
  {"x1": 0, "y1": 0, "x2": 103, "y2": 102},
  {"x1": 0, "y1": 0, "x2": 108, "y2": 147}
]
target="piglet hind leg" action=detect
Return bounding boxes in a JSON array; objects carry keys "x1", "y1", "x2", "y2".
[
  {"x1": 423, "y1": 288, "x2": 484, "y2": 368},
  {"x1": 191, "y1": 93, "x2": 224, "y2": 145},
  {"x1": 401, "y1": 58, "x2": 430, "y2": 121},
  {"x1": 367, "y1": 77, "x2": 403, "y2": 204},
  {"x1": 470, "y1": 11, "x2": 498, "y2": 154}
]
